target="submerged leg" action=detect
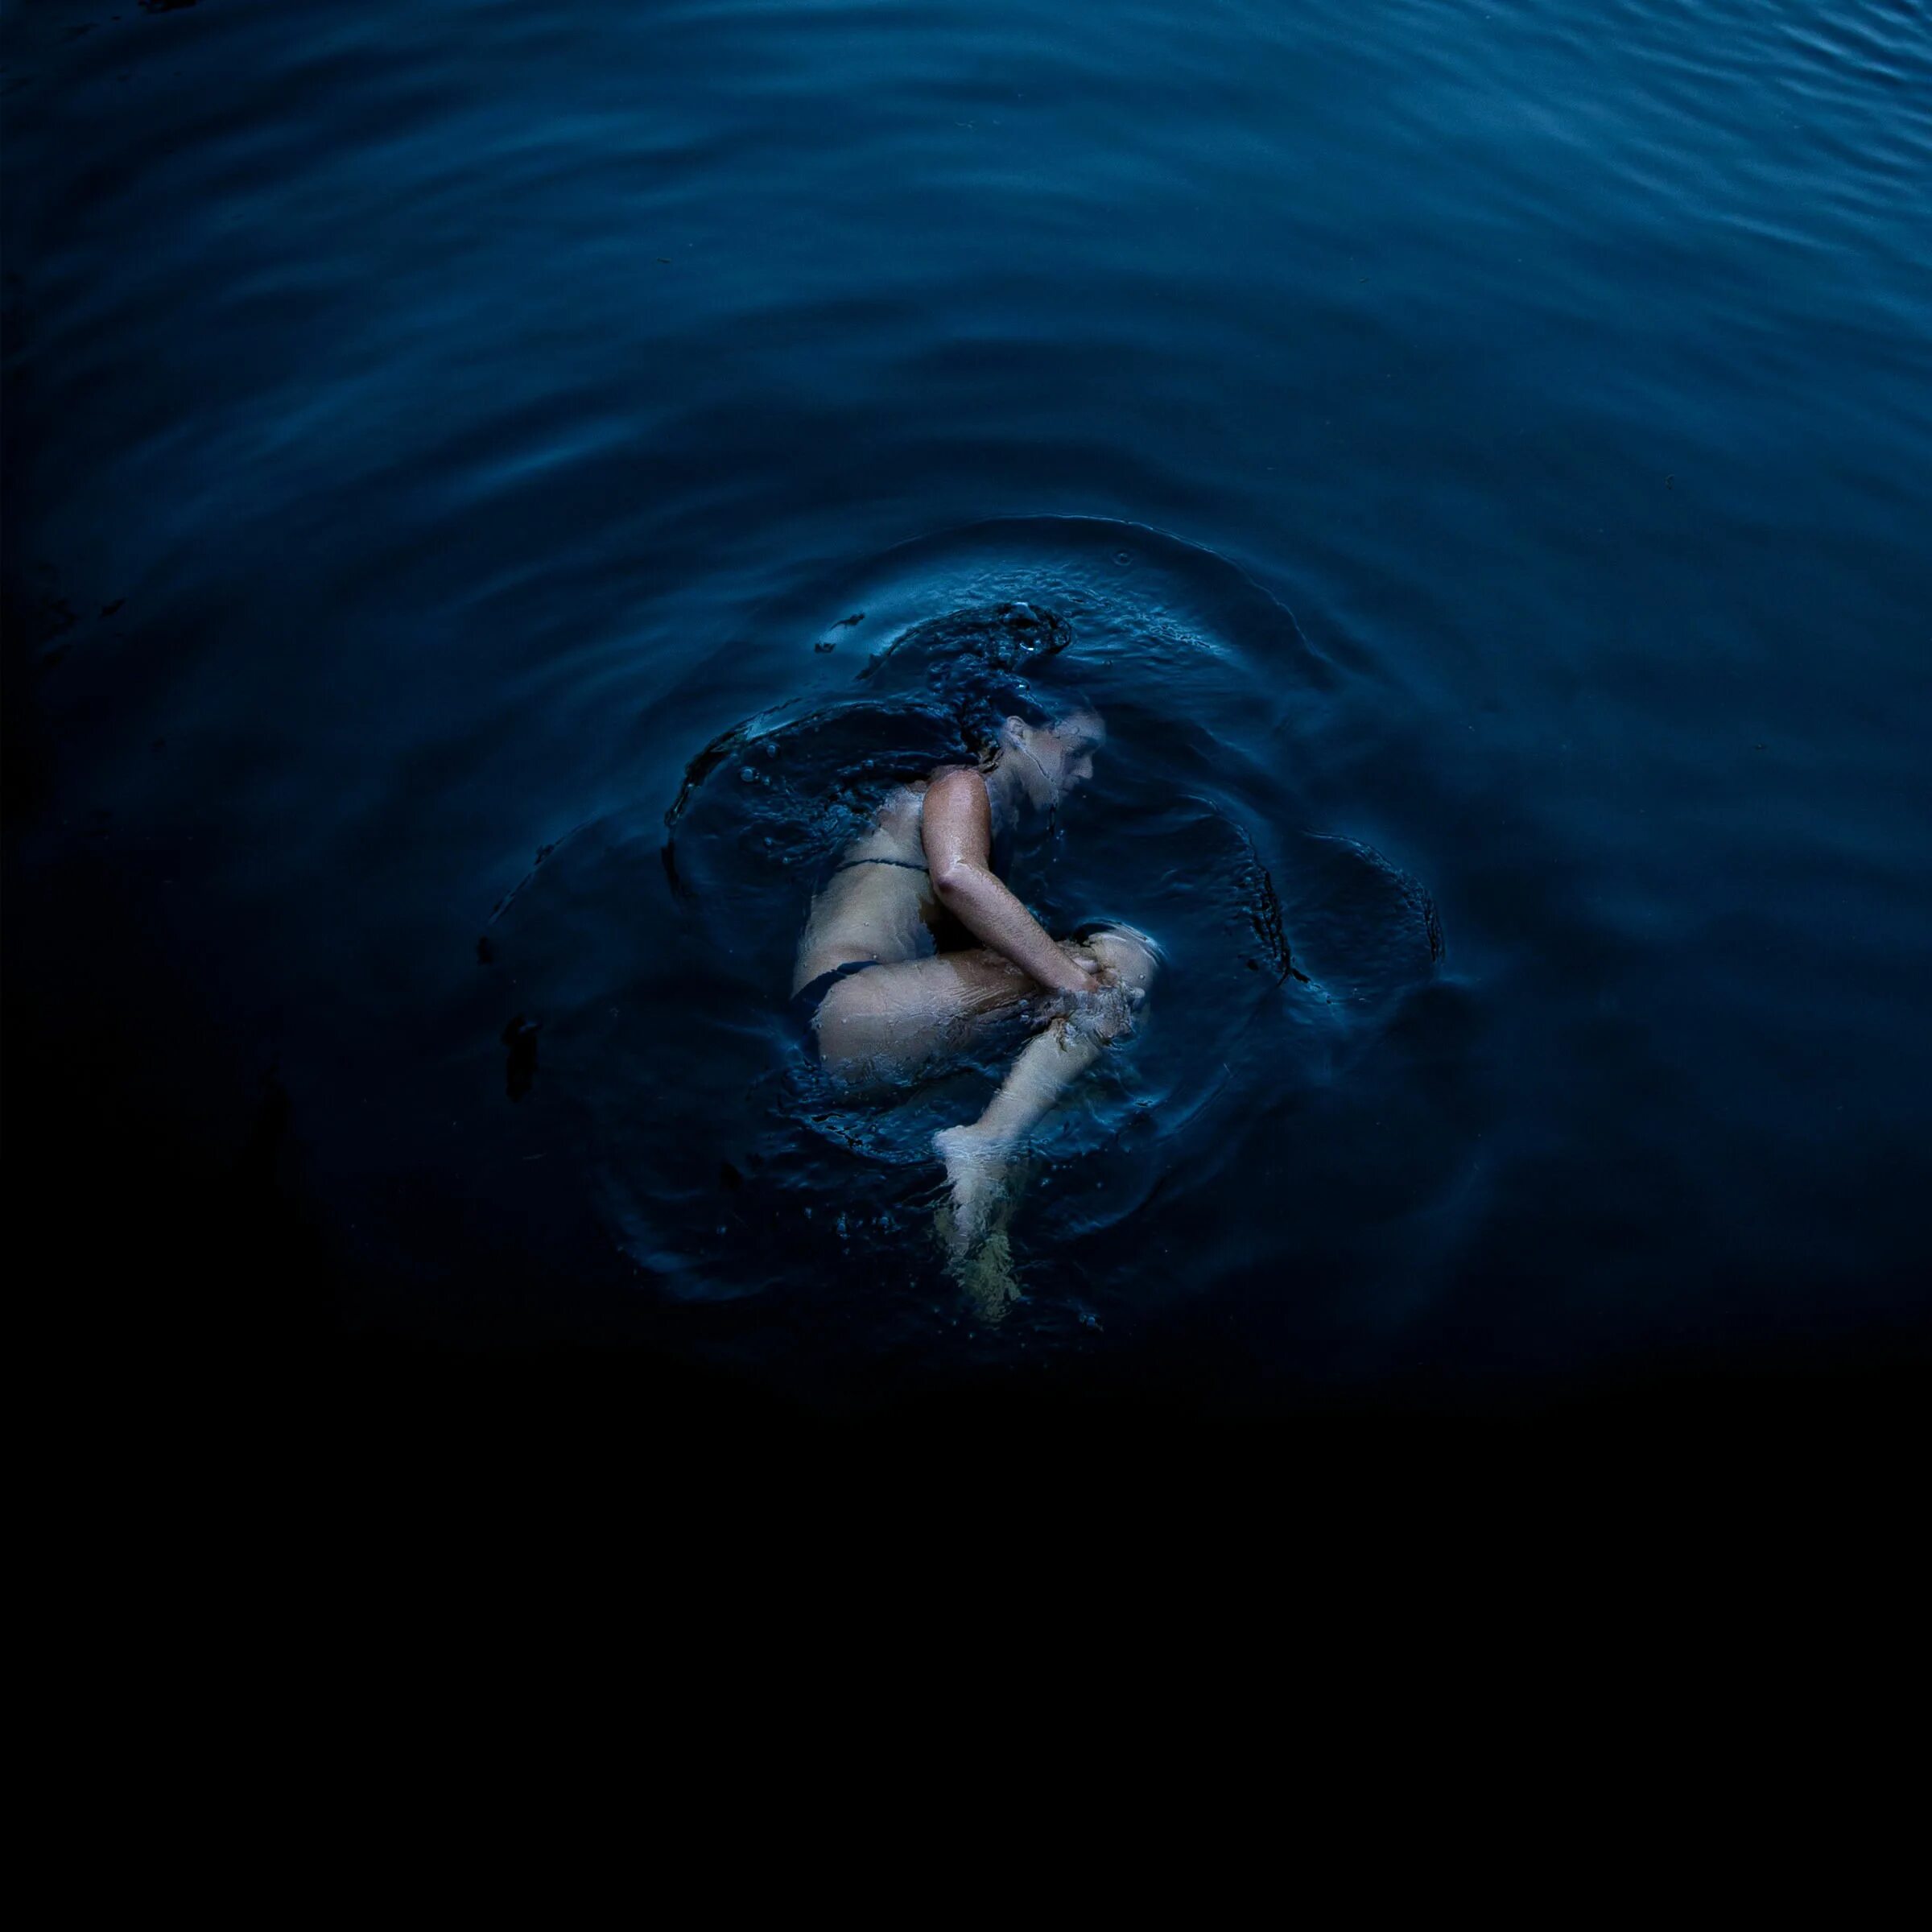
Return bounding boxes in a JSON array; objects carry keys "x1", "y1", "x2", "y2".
[
  {"x1": 935, "y1": 927, "x2": 1161, "y2": 1314},
  {"x1": 812, "y1": 946, "x2": 1044, "y2": 1084}
]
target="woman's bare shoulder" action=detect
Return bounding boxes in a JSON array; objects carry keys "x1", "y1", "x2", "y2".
[
  {"x1": 923, "y1": 762, "x2": 983, "y2": 792},
  {"x1": 870, "y1": 766, "x2": 978, "y2": 843},
  {"x1": 920, "y1": 764, "x2": 993, "y2": 861},
  {"x1": 870, "y1": 776, "x2": 934, "y2": 839}
]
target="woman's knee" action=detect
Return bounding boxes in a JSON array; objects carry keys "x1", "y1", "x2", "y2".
[{"x1": 1082, "y1": 923, "x2": 1162, "y2": 995}]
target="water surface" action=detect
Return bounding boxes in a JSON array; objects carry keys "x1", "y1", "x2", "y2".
[{"x1": 6, "y1": 0, "x2": 1929, "y2": 1414}]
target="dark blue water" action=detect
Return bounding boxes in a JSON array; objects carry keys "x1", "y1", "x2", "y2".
[{"x1": 6, "y1": 0, "x2": 1930, "y2": 1419}]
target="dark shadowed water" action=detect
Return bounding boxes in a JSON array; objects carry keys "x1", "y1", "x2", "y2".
[{"x1": 6, "y1": 0, "x2": 1930, "y2": 1419}]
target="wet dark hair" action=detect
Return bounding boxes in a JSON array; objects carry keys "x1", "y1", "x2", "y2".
[
  {"x1": 871, "y1": 597, "x2": 1100, "y2": 767},
  {"x1": 956, "y1": 675, "x2": 1102, "y2": 768}
]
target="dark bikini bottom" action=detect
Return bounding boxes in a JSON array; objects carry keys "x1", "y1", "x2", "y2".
[
  {"x1": 792, "y1": 857, "x2": 934, "y2": 1042},
  {"x1": 791, "y1": 919, "x2": 1133, "y2": 1038},
  {"x1": 790, "y1": 958, "x2": 880, "y2": 1040}
]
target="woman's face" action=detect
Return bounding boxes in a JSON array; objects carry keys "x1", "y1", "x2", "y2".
[{"x1": 1007, "y1": 708, "x2": 1105, "y2": 805}]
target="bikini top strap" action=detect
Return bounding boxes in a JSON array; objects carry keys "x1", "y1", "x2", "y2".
[{"x1": 831, "y1": 855, "x2": 930, "y2": 877}]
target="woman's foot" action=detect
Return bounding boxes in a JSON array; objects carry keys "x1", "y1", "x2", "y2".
[
  {"x1": 956, "y1": 1225, "x2": 1020, "y2": 1324},
  {"x1": 933, "y1": 1123, "x2": 1013, "y2": 1259},
  {"x1": 933, "y1": 1124, "x2": 1026, "y2": 1321}
]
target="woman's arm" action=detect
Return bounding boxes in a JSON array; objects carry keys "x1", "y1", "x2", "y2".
[{"x1": 923, "y1": 767, "x2": 1095, "y2": 996}]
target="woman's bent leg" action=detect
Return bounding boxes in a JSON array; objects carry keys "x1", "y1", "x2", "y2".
[
  {"x1": 811, "y1": 947, "x2": 1042, "y2": 1084},
  {"x1": 935, "y1": 926, "x2": 1162, "y2": 1314}
]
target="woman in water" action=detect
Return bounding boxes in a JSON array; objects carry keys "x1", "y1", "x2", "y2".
[{"x1": 791, "y1": 697, "x2": 1160, "y2": 1310}]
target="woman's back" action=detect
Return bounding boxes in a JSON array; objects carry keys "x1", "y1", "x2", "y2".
[{"x1": 791, "y1": 777, "x2": 946, "y2": 993}]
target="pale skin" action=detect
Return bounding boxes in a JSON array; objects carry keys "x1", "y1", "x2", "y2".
[{"x1": 791, "y1": 708, "x2": 1161, "y2": 1315}]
